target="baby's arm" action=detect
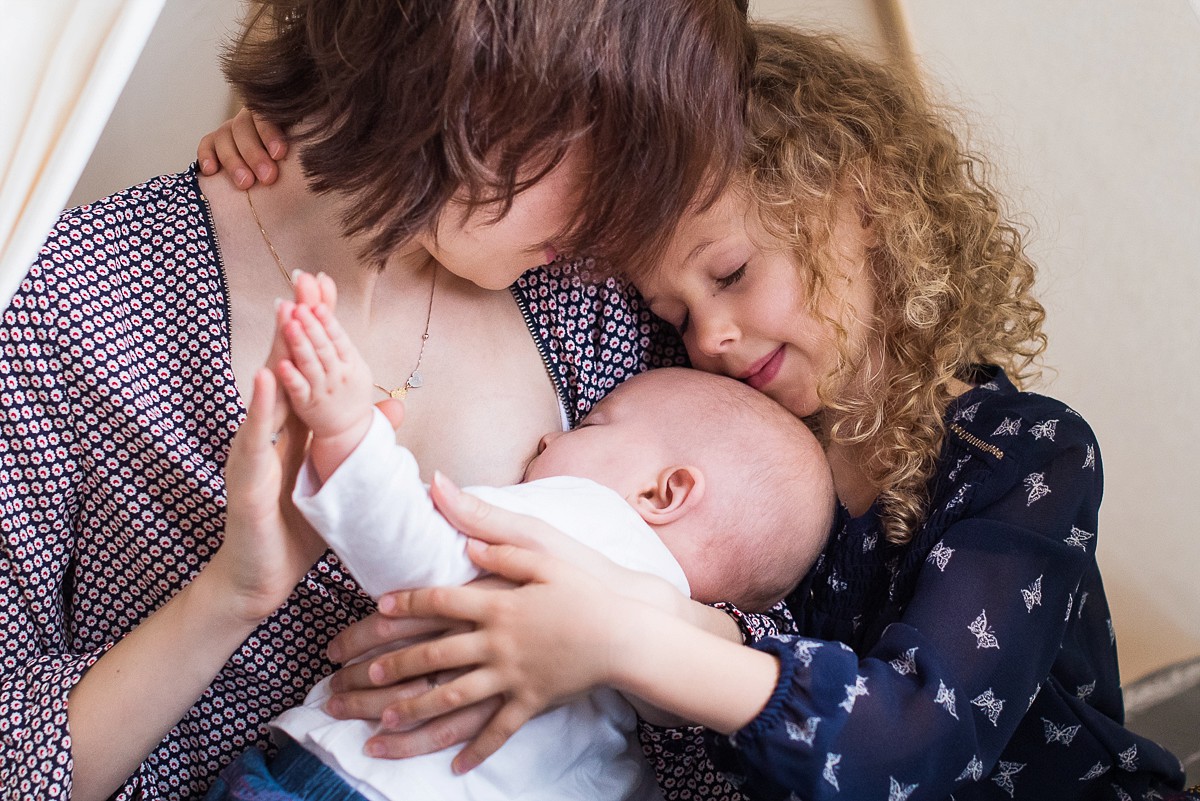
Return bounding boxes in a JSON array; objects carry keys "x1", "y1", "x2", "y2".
[{"x1": 275, "y1": 285, "x2": 376, "y2": 483}]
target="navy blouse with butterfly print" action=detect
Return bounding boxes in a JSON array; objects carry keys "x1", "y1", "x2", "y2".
[
  {"x1": 0, "y1": 166, "x2": 687, "y2": 800},
  {"x1": 646, "y1": 367, "x2": 1185, "y2": 801}
]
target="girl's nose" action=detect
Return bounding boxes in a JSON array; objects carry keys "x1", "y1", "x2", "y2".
[{"x1": 690, "y1": 315, "x2": 738, "y2": 357}]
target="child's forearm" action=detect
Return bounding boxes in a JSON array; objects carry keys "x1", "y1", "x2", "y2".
[
  {"x1": 613, "y1": 604, "x2": 779, "y2": 734},
  {"x1": 308, "y1": 412, "x2": 374, "y2": 484}
]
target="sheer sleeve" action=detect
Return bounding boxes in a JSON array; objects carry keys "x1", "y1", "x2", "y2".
[{"x1": 708, "y1": 413, "x2": 1105, "y2": 800}]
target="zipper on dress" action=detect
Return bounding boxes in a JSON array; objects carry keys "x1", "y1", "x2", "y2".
[
  {"x1": 509, "y1": 281, "x2": 574, "y2": 428},
  {"x1": 949, "y1": 422, "x2": 1004, "y2": 460}
]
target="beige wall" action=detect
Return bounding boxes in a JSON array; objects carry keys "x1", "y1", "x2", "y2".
[
  {"x1": 68, "y1": 0, "x2": 240, "y2": 207},
  {"x1": 78, "y1": 0, "x2": 1200, "y2": 682}
]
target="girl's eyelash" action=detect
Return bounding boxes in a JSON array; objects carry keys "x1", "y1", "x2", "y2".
[{"x1": 716, "y1": 264, "x2": 747, "y2": 289}]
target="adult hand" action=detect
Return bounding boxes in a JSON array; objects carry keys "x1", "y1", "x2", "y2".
[
  {"x1": 197, "y1": 107, "x2": 287, "y2": 189},
  {"x1": 323, "y1": 575, "x2": 513, "y2": 759},
  {"x1": 208, "y1": 368, "x2": 325, "y2": 623}
]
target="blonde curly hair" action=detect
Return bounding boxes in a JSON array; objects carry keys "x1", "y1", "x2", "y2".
[{"x1": 743, "y1": 23, "x2": 1047, "y2": 543}]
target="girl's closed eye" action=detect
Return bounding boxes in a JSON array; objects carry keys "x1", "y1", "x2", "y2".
[{"x1": 715, "y1": 263, "x2": 747, "y2": 290}]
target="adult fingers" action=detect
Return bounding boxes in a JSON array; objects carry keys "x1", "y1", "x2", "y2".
[
  {"x1": 361, "y1": 630, "x2": 489, "y2": 688},
  {"x1": 364, "y1": 697, "x2": 502, "y2": 759},
  {"x1": 238, "y1": 369, "x2": 277, "y2": 451},
  {"x1": 381, "y1": 669, "x2": 504, "y2": 730},
  {"x1": 327, "y1": 611, "x2": 455, "y2": 666},
  {"x1": 374, "y1": 398, "x2": 405, "y2": 431}
]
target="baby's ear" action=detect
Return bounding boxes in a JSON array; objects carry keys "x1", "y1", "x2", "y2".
[{"x1": 634, "y1": 466, "x2": 705, "y2": 525}]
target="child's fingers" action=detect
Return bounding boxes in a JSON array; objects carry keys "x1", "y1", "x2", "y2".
[
  {"x1": 294, "y1": 304, "x2": 343, "y2": 376},
  {"x1": 196, "y1": 125, "x2": 222, "y2": 176},
  {"x1": 311, "y1": 303, "x2": 355, "y2": 362},
  {"x1": 253, "y1": 113, "x2": 288, "y2": 164},
  {"x1": 207, "y1": 117, "x2": 256, "y2": 190},
  {"x1": 275, "y1": 359, "x2": 313, "y2": 407},
  {"x1": 282, "y1": 317, "x2": 327, "y2": 385},
  {"x1": 230, "y1": 108, "x2": 278, "y2": 185},
  {"x1": 452, "y1": 702, "x2": 536, "y2": 773}
]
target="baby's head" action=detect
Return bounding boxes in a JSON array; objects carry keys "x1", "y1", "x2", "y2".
[{"x1": 524, "y1": 367, "x2": 835, "y2": 611}]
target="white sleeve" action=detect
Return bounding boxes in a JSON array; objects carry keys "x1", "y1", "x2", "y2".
[{"x1": 292, "y1": 409, "x2": 481, "y2": 598}]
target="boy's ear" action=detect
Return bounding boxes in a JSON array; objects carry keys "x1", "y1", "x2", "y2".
[{"x1": 633, "y1": 466, "x2": 705, "y2": 525}]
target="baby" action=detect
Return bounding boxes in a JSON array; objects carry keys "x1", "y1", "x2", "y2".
[{"x1": 209, "y1": 275, "x2": 834, "y2": 801}]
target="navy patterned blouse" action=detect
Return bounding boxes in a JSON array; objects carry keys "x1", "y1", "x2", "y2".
[
  {"x1": 676, "y1": 367, "x2": 1185, "y2": 801},
  {"x1": 0, "y1": 166, "x2": 685, "y2": 800}
]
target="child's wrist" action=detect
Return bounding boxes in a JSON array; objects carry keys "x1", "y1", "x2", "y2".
[{"x1": 309, "y1": 411, "x2": 375, "y2": 481}]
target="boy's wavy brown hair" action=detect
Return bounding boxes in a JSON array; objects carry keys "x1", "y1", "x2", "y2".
[
  {"x1": 223, "y1": 0, "x2": 753, "y2": 272},
  {"x1": 744, "y1": 24, "x2": 1047, "y2": 543}
]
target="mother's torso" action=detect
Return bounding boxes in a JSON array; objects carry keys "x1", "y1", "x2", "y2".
[{"x1": 2, "y1": 166, "x2": 683, "y2": 798}]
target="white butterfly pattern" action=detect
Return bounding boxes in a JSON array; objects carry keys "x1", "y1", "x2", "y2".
[
  {"x1": 862, "y1": 532, "x2": 877, "y2": 552},
  {"x1": 792, "y1": 640, "x2": 823, "y2": 668},
  {"x1": 1083, "y1": 443, "x2": 1096, "y2": 469},
  {"x1": 1064, "y1": 593, "x2": 1074, "y2": 621},
  {"x1": 1076, "y1": 680, "x2": 1096, "y2": 701},
  {"x1": 1078, "y1": 591, "x2": 1088, "y2": 616},
  {"x1": 1030, "y1": 419, "x2": 1058, "y2": 441},
  {"x1": 785, "y1": 717, "x2": 820, "y2": 746},
  {"x1": 993, "y1": 416, "x2": 1022, "y2": 436},
  {"x1": 1107, "y1": 618, "x2": 1115, "y2": 645},
  {"x1": 968, "y1": 609, "x2": 1000, "y2": 649},
  {"x1": 992, "y1": 761, "x2": 1025, "y2": 798},
  {"x1": 1118, "y1": 744, "x2": 1138, "y2": 772},
  {"x1": 1023, "y1": 472, "x2": 1051, "y2": 506},
  {"x1": 1112, "y1": 784, "x2": 1133, "y2": 801},
  {"x1": 1079, "y1": 761, "x2": 1110, "y2": 781},
  {"x1": 944, "y1": 482, "x2": 971, "y2": 510},
  {"x1": 839, "y1": 675, "x2": 869, "y2": 713},
  {"x1": 957, "y1": 756, "x2": 984, "y2": 782},
  {"x1": 827, "y1": 569, "x2": 848, "y2": 593},
  {"x1": 954, "y1": 402, "x2": 981, "y2": 422},
  {"x1": 888, "y1": 777, "x2": 919, "y2": 801},
  {"x1": 935, "y1": 680, "x2": 958, "y2": 719},
  {"x1": 823, "y1": 752, "x2": 841, "y2": 790},
  {"x1": 927, "y1": 541, "x2": 954, "y2": 572},
  {"x1": 1042, "y1": 717, "x2": 1081, "y2": 745},
  {"x1": 1065, "y1": 526, "x2": 1094, "y2": 550},
  {"x1": 1021, "y1": 575, "x2": 1043, "y2": 612},
  {"x1": 889, "y1": 647, "x2": 919, "y2": 676},
  {"x1": 948, "y1": 454, "x2": 971, "y2": 481},
  {"x1": 971, "y1": 688, "x2": 1005, "y2": 726},
  {"x1": 1028, "y1": 683, "x2": 1042, "y2": 710}
]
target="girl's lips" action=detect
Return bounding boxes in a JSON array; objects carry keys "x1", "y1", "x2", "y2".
[{"x1": 743, "y1": 345, "x2": 785, "y2": 391}]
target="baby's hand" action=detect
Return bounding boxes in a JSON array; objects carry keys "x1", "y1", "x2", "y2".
[{"x1": 276, "y1": 297, "x2": 374, "y2": 444}]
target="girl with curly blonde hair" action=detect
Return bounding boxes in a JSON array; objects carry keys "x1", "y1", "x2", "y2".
[{"x1": 343, "y1": 22, "x2": 1191, "y2": 801}]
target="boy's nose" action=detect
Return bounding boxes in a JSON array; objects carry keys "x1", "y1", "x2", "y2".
[{"x1": 537, "y1": 430, "x2": 563, "y2": 454}]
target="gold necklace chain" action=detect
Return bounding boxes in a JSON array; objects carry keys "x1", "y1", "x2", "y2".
[{"x1": 246, "y1": 189, "x2": 435, "y2": 400}]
